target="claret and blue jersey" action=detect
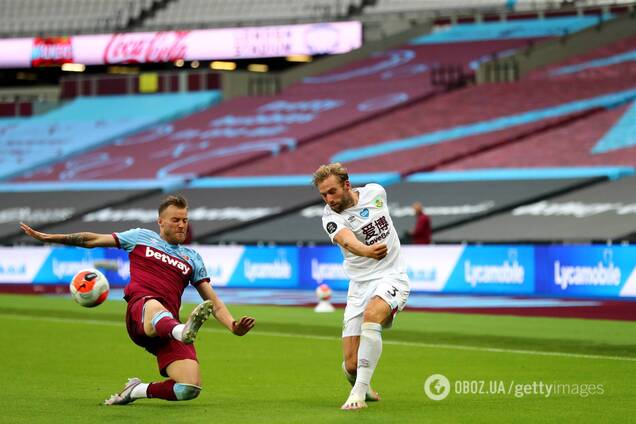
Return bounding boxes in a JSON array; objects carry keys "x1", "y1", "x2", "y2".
[{"x1": 113, "y1": 228, "x2": 210, "y2": 316}]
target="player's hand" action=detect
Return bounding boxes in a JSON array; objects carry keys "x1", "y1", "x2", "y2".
[
  {"x1": 366, "y1": 243, "x2": 388, "y2": 260},
  {"x1": 232, "y1": 316, "x2": 255, "y2": 336},
  {"x1": 19, "y1": 222, "x2": 50, "y2": 242}
]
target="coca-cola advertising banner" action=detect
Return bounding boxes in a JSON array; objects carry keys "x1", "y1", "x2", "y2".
[{"x1": 0, "y1": 21, "x2": 362, "y2": 68}]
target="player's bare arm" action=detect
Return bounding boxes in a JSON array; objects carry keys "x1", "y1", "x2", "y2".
[
  {"x1": 333, "y1": 228, "x2": 387, "y2": 260},
  {"x1": 20, "y1": 222, "x2": 117, "y2": 248},
  {"x1": 196, "y1": 281, "x2": 255, "y2": 336}
]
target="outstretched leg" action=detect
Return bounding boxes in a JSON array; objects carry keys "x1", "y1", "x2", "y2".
[
  {"x1": 144, "y1": 299, "x2": 212, "y2": 344},
  {"x1": 104, "y1": 359, "x2": 202, "y2": 405},
  {"x1": 105, "y1": 300, "x2": 212, "y2": 405},
  {"x1": 182, "y1": 301, "x2": 213, "y2": 344},
  {"x1": 342, "y1": 340, "x2": 380, "y2": 402},
  {"x1": 104, "y1": 378, "x2": 145, "y2": 405},
  {"x1": 148, "y1": 359, "x2": 202, "y2": 401},
  {"x1": 341, "y1": 296, "x2": 390, "y2": 410}
]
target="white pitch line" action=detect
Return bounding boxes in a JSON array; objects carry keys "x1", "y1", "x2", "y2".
[{"x1": 3, "y1": 313, "x2": 636, "y2": 363}]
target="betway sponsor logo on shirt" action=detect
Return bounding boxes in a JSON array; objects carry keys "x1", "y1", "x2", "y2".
[
  {"x1": 145, "y1": 246, "x2": 191, "y2": 275},
  {"x1": 554, "y1": 261, "x2": 621, "y2": 290},
  {"x1": 464, "y1": 260, "x2": 525, "y2": 287}
]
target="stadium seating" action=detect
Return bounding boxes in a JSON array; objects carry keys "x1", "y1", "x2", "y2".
[
  {"x1": 226, "y1": 20, "x2": 636, "y2": 176},
  {"x1": 363, "y1": 0, "x2": 508, "y2": 15},
  {"x1": 0, "y1": 0, "x2": 156, "y2": 37},
  {"x1": 6, "y1": 13, "x2": 636, "y2": 244},
  {"x1": 0, "y1": 0, "x2": 625, "y2": 38},
  {"x1": 528, "y1": 34, "x2": 636, "y2": 79},
  {"x1": 513, "y1": 0, "x2": 635, "y2": 12},
  {"x1": 142, "y1": 0, "x2": 359, "y2": 29},
  {"x1": 408, "y1": 15, "x2": 605, "y2": 43},
  {"x1": 3, "y1": 91, "x2": 221, "y2": 181},
  {"x1": 288, "y1": 38, "x2": 538, "y2": 96},
  {"x1": 221, "y1": 73, "x2": 636, "y2": 176},
  {"x1": 438, "y1": 102, "x2": 636, "y2": 170},
  {"x1": 364, "y1": 0, "x2": 632, "y2": 15},
  {"x1": 10, "y1": 36, "x2": 535, "y2": 183},
  {"x1": 11, "y1": 15, "x2": 629, "y2": 184},
  {"x1": 436, "y1": 34, "x2": 636, "y2": 170},
  {"x1": 0, "y1": 102, "x2": 32, "y2": 117}
]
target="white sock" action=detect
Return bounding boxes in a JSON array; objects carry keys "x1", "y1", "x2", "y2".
[
  {"x1": 342, "y1": 361, "x2": 356, "y2": 386},
  {"x1": 171, "y1": 324, "x2": 185, "y2": 342},
  {"x1": 131, "y1": 383, "x2": 149, "y2": 399},
  {"x1": 352, "y1": 323, "x2": 382, "y2": 398}
]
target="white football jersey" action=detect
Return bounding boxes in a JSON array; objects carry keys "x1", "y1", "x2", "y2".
[{"x1": 321, "y1": 183, "x2": 406, "y2": 281}]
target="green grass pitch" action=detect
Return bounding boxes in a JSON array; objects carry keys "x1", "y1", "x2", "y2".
[{"x1": 0, "y1": 293, "x2": 635, "y2": 423}]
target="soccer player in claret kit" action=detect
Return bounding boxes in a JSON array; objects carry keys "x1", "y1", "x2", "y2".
[
  {"x1": 20, "y1": 195, "x2": 255, "y2": 405},
  {"x1": 313, "y1": 163, "x2": 411, "y2": 410}
]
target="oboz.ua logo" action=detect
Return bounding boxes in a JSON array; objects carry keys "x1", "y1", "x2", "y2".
[{"x1": 424, "y1": 374, "x2": 450, "y2": 401}]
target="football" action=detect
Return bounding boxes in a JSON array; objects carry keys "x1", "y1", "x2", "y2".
[
  {"x1": 69, "y1": 268, "x2": 110, "y2": 307},
  {"x1": 315, "y1": 283, "x2": 332, "y2": 301}
]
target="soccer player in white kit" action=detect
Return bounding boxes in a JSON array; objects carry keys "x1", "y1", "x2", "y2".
[{"x1": 313, "y1": 163, "x2": 410, "y2": 410}]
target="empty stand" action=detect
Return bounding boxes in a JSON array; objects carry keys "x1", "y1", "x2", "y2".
[
  {"x1": 12, "y1": 16, "x2": 623, "y2": 184},
  {"x1": 438, "y1": 34, "x2": 636, "y2": 170},
  {"x1": 364, "y1": 0, "x2": 507, "y2": 15},
  {"x1": 219, "y1": 16, "x2": 634, "y2": 177},
  {"x1": 0, "y1": 0, "x2": 156, "y2": 36},
  {"x1": 438, "y1": 102, "x2": 636, "y2": 170},
  {"x1": 529, "y1": 34, "x2": 636, "y2": 79},
  {"x1": 143, "y1": 0, "x2": 358, "y2": 29},
  {"x1": 220, "y1": 77, "x2": 636, "y2": 176},
  {"x1": 364, "y1": 0, "x2": 633, "y2": 15},
  {"x1": 3, "y1": 91, "x2": 221, "y2": 181},
  {"x1": 11, "y1": 36, "x2": 536, "y2": 183},
  {"x1": 409, "y1": 15, "x2": 604, "y2": 43},
  {"x1": 11, "y1": 89, "x2": 422, "y2": 182}
]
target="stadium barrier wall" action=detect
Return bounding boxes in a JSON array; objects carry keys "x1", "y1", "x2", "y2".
[{"x1": 0, "y1": 245, "x2": 634, "y2": 299}]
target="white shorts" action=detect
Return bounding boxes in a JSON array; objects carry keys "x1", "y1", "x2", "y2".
[{"x1": 342, "y1": 273, "x2": 410, "y2": 338}]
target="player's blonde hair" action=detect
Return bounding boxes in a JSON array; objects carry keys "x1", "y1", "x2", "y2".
[
  {"x1": 312, "y1": 163, "x2": 349, "y2": 187},
  {"x1": 158, "y1": 195, "x2": 188, "y2": 215}
]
